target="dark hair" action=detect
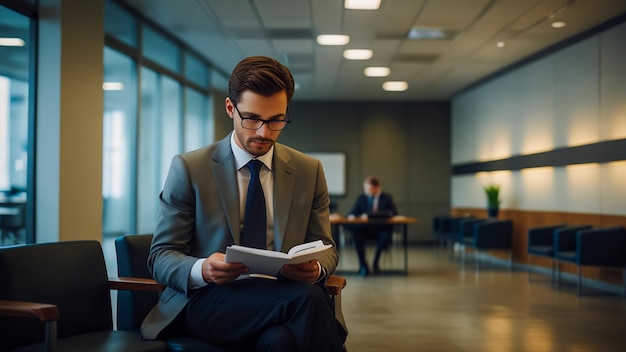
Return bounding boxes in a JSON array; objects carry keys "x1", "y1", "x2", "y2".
[
  {"x1": 365, "y1": 176, "x2": 380, "y2": 187},
  {"x1": 228, "y1": 56, "x2": 295, "y2": 104}
]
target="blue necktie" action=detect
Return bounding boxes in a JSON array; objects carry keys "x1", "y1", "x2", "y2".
[
  {"x1": 243, "y1": 160, "x2": 266, "y2": 249},
  {"x1": 367, "y1": 196, "x2": 374, "y2": 212}
]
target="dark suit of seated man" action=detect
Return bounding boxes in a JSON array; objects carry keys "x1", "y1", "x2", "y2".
[{"x1": 348, "y1": 176, "x2": 398, "y2": 276}]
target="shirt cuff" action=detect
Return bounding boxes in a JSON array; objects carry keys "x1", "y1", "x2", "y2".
[
  {"x1": 315, "y1": 260, "x2": 326, "y2": 283},
  {"x1": 189, "y1": 258, "x2": 209, "y2": 289}
]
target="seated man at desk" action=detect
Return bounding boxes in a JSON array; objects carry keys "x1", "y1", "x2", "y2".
[{"x1": 348, "y1": 176, "x2": 398, "y2": 276}]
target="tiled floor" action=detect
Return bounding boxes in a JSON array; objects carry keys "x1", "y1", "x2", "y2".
[{"x1": 337, "y1": 245, "x2": 626, "y2": 352}]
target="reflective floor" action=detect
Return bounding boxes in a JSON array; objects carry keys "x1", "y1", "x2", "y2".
[{"x1": 338, "y1": 245, "x2": 626, "y2": 352}]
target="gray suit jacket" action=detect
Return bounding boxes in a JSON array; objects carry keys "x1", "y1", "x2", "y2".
[{"x1": 140, "y1": 133, "x2": 338, "y2": 339}]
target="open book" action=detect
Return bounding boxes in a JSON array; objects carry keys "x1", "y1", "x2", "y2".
[{"x1": 225, "y1": 240, "x2": 333, "y2": 277}]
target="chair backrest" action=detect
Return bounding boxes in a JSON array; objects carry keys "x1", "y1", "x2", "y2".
[
  {"x1": 554, "y1": 225, "x2": 593, "y2": 252},
  {"x1": 459, "y1": 218, "x2": 487, "y2": 240},
  {"x1": 115, "y1": 234, "x2": 160, "y2": 331},
  {"x1": 0, "y1": 241, "x2": 113, "y2": 350},
  {"x1": 577, "y1": 226, "x2": 626, "y2": 265},
  {"x1": 474, "y1": 219, "x2": 513, "y2": 248},
  {"x1": 527, "y1": 224, "x2": 567, "y2": 246}
]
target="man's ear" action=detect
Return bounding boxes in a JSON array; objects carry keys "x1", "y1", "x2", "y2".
[{"x1": 225, "y1": 97, "x2": 235, "y2": 119}]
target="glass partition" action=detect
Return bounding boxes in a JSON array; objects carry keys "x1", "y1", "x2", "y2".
[
  {"x1": 102, "y1": 47, "x2": 137, "y2": 236},
  {"x1": 0, "y1": 4, "x2": 32, "y2": 246},
  {"x1": 103, "y1": 0, "x2": 215, "y2": 237}
]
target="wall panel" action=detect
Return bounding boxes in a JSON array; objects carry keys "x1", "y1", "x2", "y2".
[
  {"x1": 600, "y1": 162, "x2": 626, "y2": 215},
  {"x1": 516, "y1": 57, "x2": 555, "y2": 155},
  {"x1": 553, "y1": 37, "x2": 600, "y2": 148},
  {"x1": 600, "y1": 22, "x2": 626, "y2": 140}
]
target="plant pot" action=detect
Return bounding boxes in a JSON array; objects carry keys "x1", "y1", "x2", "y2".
[{"x1": 487, "y1": 207, "x2": 499, "y2": 218}]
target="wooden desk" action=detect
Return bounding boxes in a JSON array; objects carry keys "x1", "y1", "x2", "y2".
[{"x1": 329, "y1": 214, "x2": 419, "y2": 275}]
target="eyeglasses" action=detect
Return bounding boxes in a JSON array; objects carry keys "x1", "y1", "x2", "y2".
[{"x1": 232, "y1": 103, "x2": 291, "y2": 131}]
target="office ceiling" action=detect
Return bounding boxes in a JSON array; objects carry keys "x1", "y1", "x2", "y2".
[{"x1": 122, "y1": 0, "x2": 626, "y2": 101}]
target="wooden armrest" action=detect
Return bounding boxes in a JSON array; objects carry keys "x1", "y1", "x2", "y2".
[
  {"x1": 108, "y1": 276, "x2": 166, "y2": 292},
  {"x1": 0, "y1": 299, "x2": 59, "y2": 322},
  {"x1": 325, "y1": 275, "x2": 347, "y2": 296}
]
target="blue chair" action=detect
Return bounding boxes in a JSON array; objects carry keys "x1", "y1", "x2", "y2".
[
  {"x1": 461, "y1": 219, "x2": 513, "y2": 271},
  {"x1": 453, "y1": 218, "x2": 487, "y2": 260},
  {"x1": 436, "y1": 215, "x2": 475, "y2": 259},
  {"x1": 432, "y1": 215, "x2": 447, "y2": 249},
  {"x1": 526, "y1": 224, "x2": 567, "y2": 282},
  {"x1": 554, "y1": 226, "x2": 626, "y2": 296}
]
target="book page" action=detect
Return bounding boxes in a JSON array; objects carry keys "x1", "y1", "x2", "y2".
[
  {"x1": 225, "y1": 247, "x2": 289, "y2": 277},
  {"x1": 287, "y1": 240, "x2": 325, "y2": 256},
  {"x1": 225, "y1": 240, "x2": 332, "y2": 276},
  {"x1": 227, "y1": 245, "x2": 289, "y2": 259}
]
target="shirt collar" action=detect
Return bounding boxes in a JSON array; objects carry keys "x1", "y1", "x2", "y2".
[{"x1": 230, "y1": 132, "x2": 273, "y2": 171}]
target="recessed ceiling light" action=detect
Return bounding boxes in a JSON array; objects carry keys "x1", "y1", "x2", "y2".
[
  {"x1": 496, "y1": 41, "x2": 505, "y2": 48},
  {"x1": 343, "y1": 49, "x2": 373, "y2": 60},
  {"x1": 382, "y1": 81, "x2": 408, "y2": 92},
  {"x1": 551, "y1": 21, "x2": 567, "y2": 28},
  {"x1": 0, "y1": 38, "x2": 25, "y2": 47},
  {"x1": 102, "y1": 82, "x2": 125, "y2": 91},
  {"x1": 344, "y1": 0, "x2": 381, "y2": 10},
  {"x1": 364, "y1": 67, "x2": 390, "y2": 77},
  {"x1": 407, "y1": 28, "x2": 446, "y2": 40},
  {"x1": 316, "y1": 35, "x2": 350, "y2": 46}
]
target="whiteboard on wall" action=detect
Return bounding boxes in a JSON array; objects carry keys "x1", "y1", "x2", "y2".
[{"x1": 307, "y1": 152, "x2": 346, "y2": 196}]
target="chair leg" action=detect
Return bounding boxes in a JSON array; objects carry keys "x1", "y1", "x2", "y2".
[
  {"x1": 577, "y1": 266, "x2": 583, "y2": 296},
  {"x1": 550, "y1": 260, "x2": 555, "y2": 286},
  {"x1": 555, "y1": 261, "x2": 561, "y2": 289},
  {"x1": 332, "y1": 293, "x2": 347, "y2": 335},
  {"x1": 45, "y1": 320, "x2": 57, "y2": 352},
  {"x1": 475, "y1": 249, "x2": 481, "y2": 272}
]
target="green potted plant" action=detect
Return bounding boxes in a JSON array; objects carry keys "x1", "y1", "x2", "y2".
[{"x1": 484, "y1": 184, "x2": 501, "y2": 218}]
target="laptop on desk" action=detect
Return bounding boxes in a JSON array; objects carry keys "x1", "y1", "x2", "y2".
[{"x1": 367, "y1": 211, "x2": 394, "y2": 219}]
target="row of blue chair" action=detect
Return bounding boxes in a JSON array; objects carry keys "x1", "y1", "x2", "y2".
[
  {"x1": 527, "y1": 224, "x2": 626, "y2": 296},
  {"x1": 433, "y1": 215, "x2": 514, "y2": 270}
]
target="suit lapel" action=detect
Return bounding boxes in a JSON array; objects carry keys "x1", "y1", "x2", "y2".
[
  {"x1": 272, "y1": 145, "x2": 294, "y2": 251},
  {"x1": 211, "y1": 136, "x2": 241, "y2": 244}
]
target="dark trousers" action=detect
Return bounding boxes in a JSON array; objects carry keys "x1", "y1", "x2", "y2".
[
  {"x1": 352, "y1": 225, "x2": 393, "y2": 268},
  {"x1": 185, "y1": 277, "x2": 346, "y2": 352}
]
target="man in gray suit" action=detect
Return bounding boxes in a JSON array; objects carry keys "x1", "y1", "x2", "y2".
[{"x1": 140, "y1": 56, "x2": 346, "y2": 351}]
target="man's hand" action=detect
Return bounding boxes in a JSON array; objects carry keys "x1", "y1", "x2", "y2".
[
  {"x1": 202, "y1": 252, "x2": 248, "y2": 285},
  {"x1": 279, "y1": 260, "x2": 320, "y2": 283}
]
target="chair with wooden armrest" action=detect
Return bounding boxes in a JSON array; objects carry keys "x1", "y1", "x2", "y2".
[
  {"x1": 115, "y1": 234, "x2": 348, "y2": 352},
  {"x1": 0, "y1": 240, "x2": 166, "y2": 352}
]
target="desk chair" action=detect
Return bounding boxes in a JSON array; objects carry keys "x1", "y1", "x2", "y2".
[
  {"x1": 115, "y1": 234, "x2": 348, "y2": 351},
  {"x1": 0, "y1": 241, "x2": 166, "y2": 352}
]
